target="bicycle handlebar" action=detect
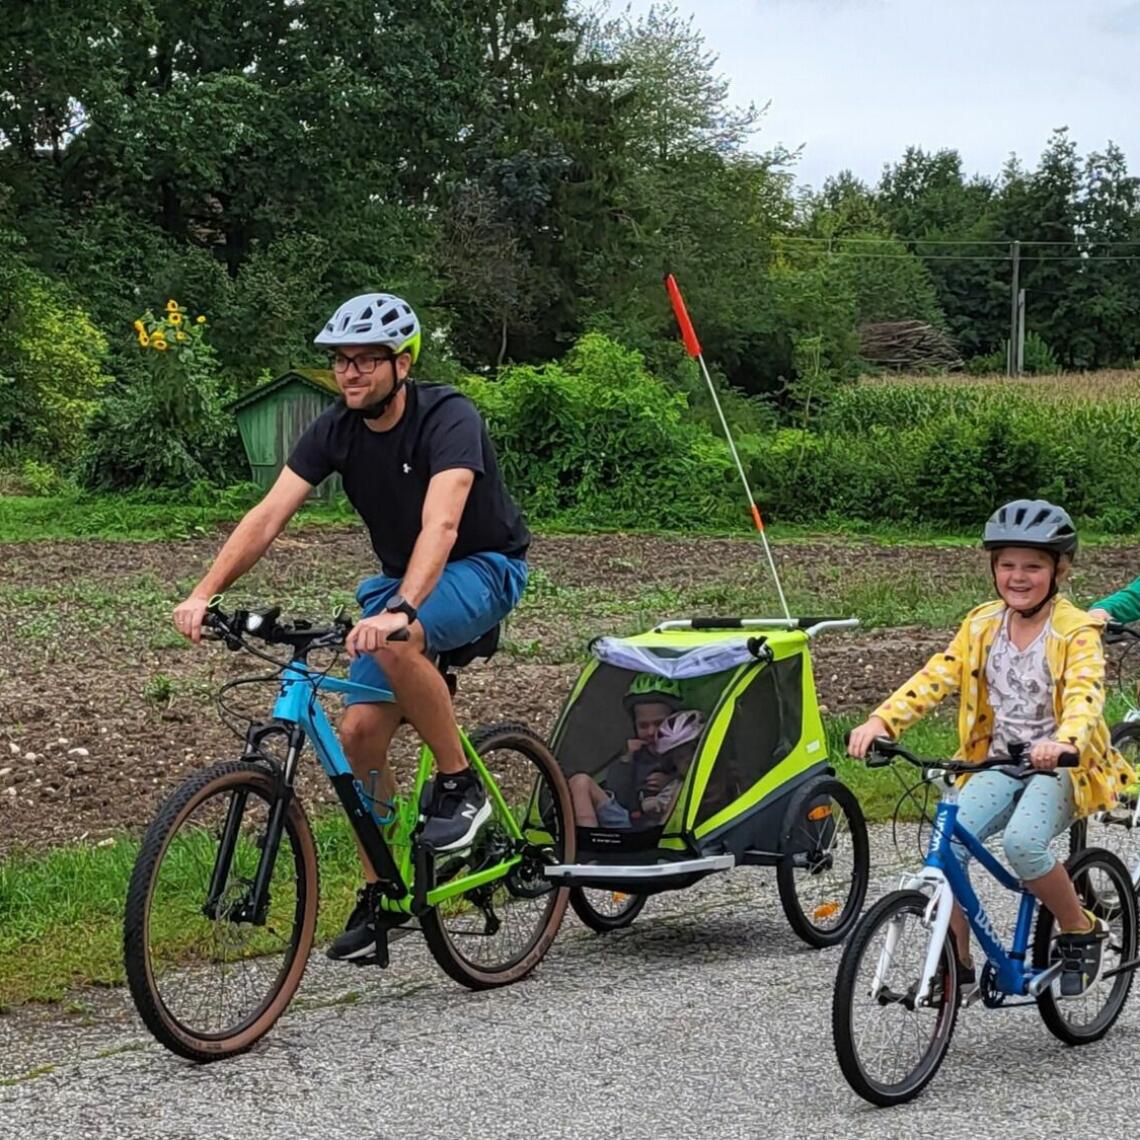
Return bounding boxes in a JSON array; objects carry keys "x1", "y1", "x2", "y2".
[
  {"x1": 1106, "y1": 621, "x2": 1140, "y2": 643},
  {"x1": 861, "y1": 735, "x2": 1079, "y2": 778},
  {"x1": 202, "y1": 601, "x2": 410, "y2": 653}
]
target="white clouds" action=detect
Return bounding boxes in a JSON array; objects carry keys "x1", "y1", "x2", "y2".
[{"x1": 603, "y1": 0, "x2": 1138, "y2": 188}]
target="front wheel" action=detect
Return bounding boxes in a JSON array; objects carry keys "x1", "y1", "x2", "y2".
[
  {"x1": 123, "y1": 760, "x2": 318, "y2": 1062},
  {"x1": 777, "y1": 777, "x2": 869, "y2": 947},
  {"x1": 1033, "y1": 845, "x2": 1138, "y2": 1045},
  {"x1": 833, "y1": 890, "x2": 959, "y2": 1106},
  {"x1": 570, "y1": 887, "x2": 647, "y2": 933},
  {"x1": 420, "y1": 723, "x2": 574, "y2": 989}
]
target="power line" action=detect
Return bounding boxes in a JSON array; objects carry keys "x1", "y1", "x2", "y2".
[
  {"x1": 776, "y1": 235, "x2": 1140, "y2": 249},
  {"x1": 774, "y1": 245, "x2": 1140, "y2": 263}
]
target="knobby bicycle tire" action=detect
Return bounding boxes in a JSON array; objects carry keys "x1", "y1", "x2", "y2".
[
  {"x1": 420, "y1": 723, "x2": 574, "y2": 989},
  {"x1": 124, "y1": 760, "x2": 319, "y2": 1062},
  {"x1": 1033, "y1": 845, "x2": 1138, "y2": 1046},
  {"x1": 833, "y1": 889, "x2": 959, "y2": 1106}
]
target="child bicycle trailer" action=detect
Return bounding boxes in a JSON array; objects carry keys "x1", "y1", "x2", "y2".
[{"x1": 543, "y1": 616, "x2": 870, "y2": 947}]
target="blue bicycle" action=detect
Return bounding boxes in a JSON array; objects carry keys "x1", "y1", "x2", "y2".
[
  {"x1": 833, "y1": 737, "x2": 1138, "y2": 1106},
  {"x1": 124, "y1": 601, "x2": 573, "y2": 1062}
]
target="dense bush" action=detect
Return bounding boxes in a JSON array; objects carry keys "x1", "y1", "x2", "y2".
[
  {"x1": 0, "y1": 250, "x2": 112, "y2": 461},
  {"x1": 458, "y1": 333, "x2": 743, "y2": 529}
]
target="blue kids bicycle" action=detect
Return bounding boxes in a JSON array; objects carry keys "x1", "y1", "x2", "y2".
[
  {"x1": 833, "y1": 737, "x2": 1138, "y2": 1106},
  {"x1": 124, "y1": 601, "x2": 573, "y2": 1062}
]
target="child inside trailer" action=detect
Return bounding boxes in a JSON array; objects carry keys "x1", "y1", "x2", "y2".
[{"x1": 568, "y1": 674, "x2": 704, "y2": 829}]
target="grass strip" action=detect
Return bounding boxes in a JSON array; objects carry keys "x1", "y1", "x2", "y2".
[{"x1": 0, "y1": 716, "x2": 962, "y2": 1009}]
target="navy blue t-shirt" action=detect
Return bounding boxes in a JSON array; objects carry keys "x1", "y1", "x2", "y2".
[{"x1": 286, "y1": 382, "x2": 530, "y2": 578}]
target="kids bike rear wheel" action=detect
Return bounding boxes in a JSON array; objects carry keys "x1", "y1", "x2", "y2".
[
  {"x1": 777, "y1": 777, "x2": 869, "y2": 947},
  {"x1": 421, "y1": 723, "x2": 574, "y2": 989},
  {"x1": 124, "y1": 760, "x2": 318, "y2": 1062},
  {"x1": 1069, "y1": 724, "x2": 1140, "y2": 886},
  {"x1": 1033, "y1": 846, "x2": 1138, "y2": 1046},
  {"x1": 832, "y1": 890, "x2": 959, "y2": 1107},
  {"x1": 570, "y1": 887, "x2": 647, "y2": 932}
]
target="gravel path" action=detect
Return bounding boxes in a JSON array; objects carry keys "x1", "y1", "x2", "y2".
[{"x1": 3, "y1": 824, "x2": 1136, "y2": 1139}]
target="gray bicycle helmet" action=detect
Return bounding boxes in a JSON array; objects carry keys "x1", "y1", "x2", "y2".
[
  {"x1": 981, "y1": 499, "x2": 1078, "y2": 558},
  {"x1": 314, "y1": 292, "x2": 422, "y2": 362}
]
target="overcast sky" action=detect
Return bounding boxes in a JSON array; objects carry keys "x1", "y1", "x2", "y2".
[{"x1": 602, "y1": 0, "x2": 1140, "y2": 191}]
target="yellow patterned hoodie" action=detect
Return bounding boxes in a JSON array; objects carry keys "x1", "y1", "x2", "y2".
[{"x1": 873, "y1": 597, "x2": 1133, "y2": 818}]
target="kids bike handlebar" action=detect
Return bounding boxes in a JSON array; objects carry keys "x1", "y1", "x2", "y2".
[{"x1": 861, "y1": 736, "x2": 1079, "y2": 779}]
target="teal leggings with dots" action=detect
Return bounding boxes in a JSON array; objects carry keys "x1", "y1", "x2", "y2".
[{"x1": 950, "y1": 768, "x2": 1077, "y2": 883}]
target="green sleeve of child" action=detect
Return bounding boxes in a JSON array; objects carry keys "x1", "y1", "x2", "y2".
[{"x1": 1094, "y1": 575, "x2": 1140, "y2": 623}]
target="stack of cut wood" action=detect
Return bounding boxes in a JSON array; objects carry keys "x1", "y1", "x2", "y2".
[{"x1": 858, "y1": 321, "x2": 963, "y2": 371}]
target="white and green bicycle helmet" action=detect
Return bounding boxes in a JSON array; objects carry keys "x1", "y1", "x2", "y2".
[
  {"x1": 622, "y1": 673, "x2": 684, "y2": 713},
  {"x1": 314, "y1": 292, "x2": 422, "y2": 363}
]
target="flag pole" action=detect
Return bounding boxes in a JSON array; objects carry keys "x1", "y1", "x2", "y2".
[{"x1": 664, "y1": 273, "x2": 792, "y2": 623}]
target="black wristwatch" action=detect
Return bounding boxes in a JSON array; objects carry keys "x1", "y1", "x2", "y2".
[{"x1": 384, "y1": 594, "x2": 418, "y2": 624}]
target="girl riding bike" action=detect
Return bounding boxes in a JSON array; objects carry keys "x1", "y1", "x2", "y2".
[{"x1": 848, "y1": 499, "x2": 1135, "y2": 996}]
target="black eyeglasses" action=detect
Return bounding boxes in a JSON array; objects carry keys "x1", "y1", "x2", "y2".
[{"x1": 330, "y1": 351, "x2": 394, "y2": 376}]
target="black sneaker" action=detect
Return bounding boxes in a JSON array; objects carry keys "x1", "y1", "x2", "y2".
[
  {"x1": 325, "y1": 887, "x2": 377, "y2": 962},
  {"x1": 420, "y1": 769, "x2": 491, "y2": 851},
  {"x1": 1055, "y1": 913, "x2": 1110, "y2": 997},
  {"x1": 928, "y1": 960, "x2": 977, "y2": 1007}
]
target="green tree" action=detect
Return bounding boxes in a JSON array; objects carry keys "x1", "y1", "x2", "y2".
[
  {"x1": 876, "y1": 147, "x2": 1006, "y2": 357},
  {"x1": 0, "y1": 235, "x2": 111, "y2": 461}
]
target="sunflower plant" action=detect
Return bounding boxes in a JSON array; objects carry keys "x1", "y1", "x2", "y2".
[
  {"x1": 133, "y1": 299, "x2": 207, "y2": 353},
  {"x1": 80, "y1": 300, "x2": 238, "y2": 488}
]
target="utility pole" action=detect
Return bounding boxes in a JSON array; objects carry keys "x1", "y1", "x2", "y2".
[
  {"x1": 1016, "y1": 287, "x2": 1026, "y2": 375},
  {"x1": 1008, "y1": 240, "x2": 1021, "y2": 376}
]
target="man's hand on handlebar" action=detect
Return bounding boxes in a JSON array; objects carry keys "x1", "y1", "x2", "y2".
[
  {"x1": 173, "y1": 594, "x2": 212, "y2": 645},
  {"x1": 344, "y1": 612, "x2": 411, "y2": 659}
]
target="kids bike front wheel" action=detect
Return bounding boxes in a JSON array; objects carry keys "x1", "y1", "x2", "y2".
[
  {"x1": 124, "y1": 760, "x2": 319, "y2": 1062},
  {"x1": 832, "y1": 889, "x2": 960, "y2": 1107},
  {"x1": 420, "y1": 723, "x2": 574, "y2": 989},
  {"x1": 570, "y1": 887, "x2": 647, "y2": 933},
  {"x1": 777, "y1": 777, "x2": 869, "y2": 947},
  {"x1": 1033, "y1": 845, "x2": 1138, "y2": 1046}
]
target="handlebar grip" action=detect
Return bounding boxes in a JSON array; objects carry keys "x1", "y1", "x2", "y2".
[
  {"x1": 690, "y1": 617, "x2": 744, "y2": 629},
  {"x1": 387, "y1": 627, "x2": 410, "y2": 642},
  {"x1": 1057, "y1": 752, "x2": 1080, "y2": 768}
]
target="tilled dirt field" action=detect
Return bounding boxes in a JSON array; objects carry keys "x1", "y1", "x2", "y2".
[{"x1": 1, "y1": 530, "x2": 1137, "y2": 855}]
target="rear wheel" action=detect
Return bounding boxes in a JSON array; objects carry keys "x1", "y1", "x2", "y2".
[
  {"x1": 1033, "y1": 846, "x2": 1137, "y2": 1045},
  {"x1": 1067, "y1": 723, "x2": 1140, "y2": 895},
  {"x1": 570, "y1": 887, "x2": 647, "y2": 933},
  {"x1": 421, "y1": 723, "x2": 574, "y2": 989},
  {"x1": 777, "y1": 777, "x2": 869, "y2": 947},
  {"x1": 833, "y1": 889, "x2": 958, "y2": 1106},
  {"x1": 124, "y1": 760, "x2": 318, "y2": 1062}
]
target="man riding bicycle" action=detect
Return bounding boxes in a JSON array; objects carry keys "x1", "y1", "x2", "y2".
[{"x1": 173, "y1": 292, "x2": 530, "y2": 961}]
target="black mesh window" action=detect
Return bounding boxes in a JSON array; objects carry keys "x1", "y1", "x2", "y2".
[{"x1": 695, "y1": 654, "x2": 804, "y2": 826}]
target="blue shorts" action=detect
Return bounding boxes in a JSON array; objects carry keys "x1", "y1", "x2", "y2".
[
  {"x1": 596, "y1": 794, "x2": 633, "y2": 829},
  {"x1": 346, "y1": 553, "x2": 528, "y2": 705}
]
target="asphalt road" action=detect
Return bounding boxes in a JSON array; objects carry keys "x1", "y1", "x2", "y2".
[{"x1": 3, "y1": 827, "x2": 1137, "y2": 1140}]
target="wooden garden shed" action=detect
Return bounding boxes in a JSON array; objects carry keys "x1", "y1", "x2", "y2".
[{"x1": 229, "y1": 368, "x2": 342, "y2": 498}]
